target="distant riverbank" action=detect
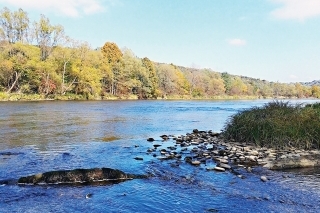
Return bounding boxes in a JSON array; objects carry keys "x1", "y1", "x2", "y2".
[{"x1": 1, "y1": 92, "x2": 317, "y2": 101}]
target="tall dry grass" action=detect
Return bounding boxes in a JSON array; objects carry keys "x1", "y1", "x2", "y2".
[{"x1": 223, "y1": 101, "x2": 320, "y2": 150}]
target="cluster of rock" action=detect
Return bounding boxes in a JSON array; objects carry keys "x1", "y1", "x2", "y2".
[{"x1": 146, "y1": 129, "x2": 320, "y2": 173}]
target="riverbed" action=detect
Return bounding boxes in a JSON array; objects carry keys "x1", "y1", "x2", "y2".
[{"x1": 0, "y1": 100, "x2": 319, "y2": 212}]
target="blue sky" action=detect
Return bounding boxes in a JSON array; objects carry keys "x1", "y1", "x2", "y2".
[{"x1": 0, "y1": 0, "x2": 319, "y2": 83}]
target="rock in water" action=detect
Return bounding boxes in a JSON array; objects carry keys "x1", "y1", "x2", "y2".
[
  {"x1": 18, "y1": 168, "x2": 146, "y2": 185},
  {"x1": 86, "y1": 193, "x2": 93, "y2": 199},
  {"x1": 260, "y1": 176, "x2": 268, "y2": 182}
]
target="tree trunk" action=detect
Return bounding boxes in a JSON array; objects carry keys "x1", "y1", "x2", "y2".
[{"x1": 6, "y1": 71, "x2": 21, "y2": 93}]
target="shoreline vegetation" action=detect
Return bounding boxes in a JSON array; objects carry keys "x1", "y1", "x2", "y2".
[{"x1": 1, "y1": 7, "x2": 320, "y2": 101}]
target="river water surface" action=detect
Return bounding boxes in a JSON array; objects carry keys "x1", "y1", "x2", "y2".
[{"x1": 0, "y1": 100, "x2": 319, "y2": 213}]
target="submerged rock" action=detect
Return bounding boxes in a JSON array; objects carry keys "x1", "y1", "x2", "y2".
[
  {"x1": 18, "y1": 168, "x2": 147, "y2": 185},
  {"x1": 134, "y1": 157, "x2": 144, "y2": 161}
]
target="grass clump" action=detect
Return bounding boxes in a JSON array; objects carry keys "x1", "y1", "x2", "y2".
[{"x1": 222, "y1": 101, "x2": 320, "y2": 150}]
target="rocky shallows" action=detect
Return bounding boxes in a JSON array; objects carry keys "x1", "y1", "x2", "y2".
[
  {"x1": 18, "y1": 168, "x2": 147, "y2": 185},
  {"x1": 146, "y1": 129, "x2": 320, "y2": 172}
]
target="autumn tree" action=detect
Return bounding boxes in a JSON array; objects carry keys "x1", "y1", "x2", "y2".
[
  {"x1": 101, "y1": 42, "x2": 123, "y2": 95},
  {"x1": 156, "y1": 63, "x2": 180, "y2": 97},
  {"x1": 173, "y1": 66, "x2": 190, "y2": 96},
  {"x1": 207, "y1": 73, "x2": 225, "y2": 96},
  {"x1": 228, "y1": 77, "x2": 248, "y2": 96},
  {"x1": 311, "y1": 85, "x2": 320, "y2": 98}
]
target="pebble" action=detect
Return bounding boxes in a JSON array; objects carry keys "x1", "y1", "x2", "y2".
[
  {"x1": 250, "y1": 150, "x2": 259, "y2": 156},
  {"x1": 247, "y1": 155, "x2": 257, "y2": 162},
  {"x1": 191, "y1": 161, "x2": 201, "y2": 165},
  {"x1": 219, "y1": 159, "x2": 229, "y2": 164},
  {"x1": 214, "y1": 167, "x2": 226, "y2": 172},
  {"x1": 218, "y1": 163, "x2": 231, "y2": 169},
  {"x1": 239, "y1": 156, "x2": 245, "y2": 161}
]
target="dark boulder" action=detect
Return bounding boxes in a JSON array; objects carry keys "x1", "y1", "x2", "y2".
[{"x1": 18, "y1": 167, "x2": 147, "y2": 185}]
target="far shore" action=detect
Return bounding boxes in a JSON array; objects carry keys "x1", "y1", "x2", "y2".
[{"x1": 0, "y1": 92, "x2": 319, "y2": 102}]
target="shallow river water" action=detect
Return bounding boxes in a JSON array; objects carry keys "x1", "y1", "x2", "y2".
[{"x1": 0, "y1": 100, "x2": 319, "y2": 213}]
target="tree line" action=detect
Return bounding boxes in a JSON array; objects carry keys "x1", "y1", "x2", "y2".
[{"x1": 0, "y1": 7, "x2": 319, "y2": 100}]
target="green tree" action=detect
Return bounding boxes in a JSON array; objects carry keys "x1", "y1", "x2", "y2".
[
  {"x1": 13, "y1": 8, "x2": 29, "y2": 43},
  {"x1": 51, "y1": 37, "x2": 78, "y2": 94},
  {"x1": 221, "y1": 72, "x2": 232, "y2": 94},
  {"x1": 121, "y1": 49, "x2": 151, "y2": 98},
  {"x1": 34, "y1": 14, "x2": 64, "y2": 61},
  {"x1": 142, "y1": 57, "x2": 159, "y2": 98},
  {"x1": 71, "y1": 42, "x2": 102, "y2": 98},
  {"x1": 0, "y1": 8, "x2": 29, "y2": 43},
  {"x1": 0, "y1": 7, "x2": 14, "y2": 43}
]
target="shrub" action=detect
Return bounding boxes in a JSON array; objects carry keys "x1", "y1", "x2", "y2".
[{"x1": 222, "y1": 100, "x2": 320, "y2": 150}]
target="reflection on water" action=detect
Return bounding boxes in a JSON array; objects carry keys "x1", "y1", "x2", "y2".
[{"x1": 0, "y1": 100, "x2": 319, "y2": 212}]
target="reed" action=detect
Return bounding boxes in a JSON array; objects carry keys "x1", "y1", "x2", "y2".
[{"x1": 222, "y1": 101, "x2": 320, "y2": 150}]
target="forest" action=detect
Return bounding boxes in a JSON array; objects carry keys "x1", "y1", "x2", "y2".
[{"x1": 0, "y1": 7, "x2": 319, "y2": 100}]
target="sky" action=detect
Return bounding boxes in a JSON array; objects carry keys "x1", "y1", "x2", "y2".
[{"x1": 0, "y1": 0, "x2": 319, "y2": 83}]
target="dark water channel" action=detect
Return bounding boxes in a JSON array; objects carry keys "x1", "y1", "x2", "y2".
[{"x1": 0, "y1": 100, "x2": 319, "y2": 213}]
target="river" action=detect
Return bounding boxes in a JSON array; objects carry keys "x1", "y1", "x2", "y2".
[{"x1": 0, "y1": 100, "x2": 319, "y2": 213}]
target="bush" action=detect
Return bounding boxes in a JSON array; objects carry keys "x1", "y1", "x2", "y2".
[
  {"x1": 222, "y1": 101, "x2": 320, "y2": 150},
  {"x1": 0, "y1": 92, "x2": 9, "y2": 100}
]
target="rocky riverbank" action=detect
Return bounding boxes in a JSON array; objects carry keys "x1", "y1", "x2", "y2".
[{"x1": 145, "y1": 129, "x2": 320, "y2": 173}]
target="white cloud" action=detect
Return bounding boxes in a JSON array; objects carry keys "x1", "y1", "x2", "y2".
[
  {"x1": 289, "y1": 74, "x2": 298, "y2": 80},
  {"x1": 0, "y1": 0, "x2": 107, "y2": 17},
  {"x1": 227, "y1": 39, "x2": 247, "y2": 46},
  {"x1": 270, "y1": 0, "x2": 320, "y2": 21}
]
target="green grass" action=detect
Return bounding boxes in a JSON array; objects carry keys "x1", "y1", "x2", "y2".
[{"x1": 222, "y1": 101, "x2": 320, "y2": 150}]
